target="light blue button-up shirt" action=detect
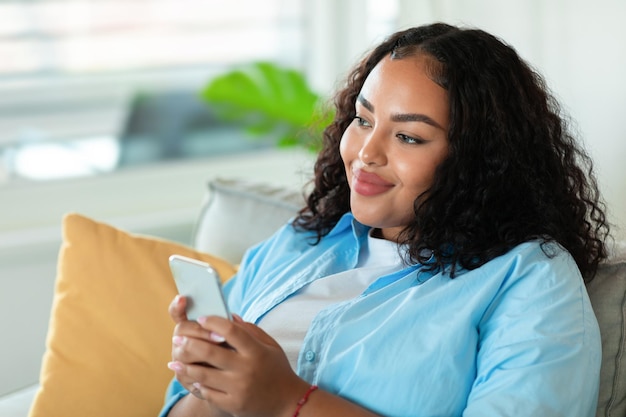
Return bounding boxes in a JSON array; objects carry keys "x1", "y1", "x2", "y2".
[{"x1": 160, "y1": 213, "x2": 600, "y2": 417}]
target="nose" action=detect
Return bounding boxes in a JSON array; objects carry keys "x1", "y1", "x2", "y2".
[{"x1": 358, "y1": 130, "x2": 387, "y2": 166}]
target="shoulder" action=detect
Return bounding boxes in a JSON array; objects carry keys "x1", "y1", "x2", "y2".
[
  {"x1": 466, "y1": 240, "x2": 600, "y2": 415},
  {"x1": 457, "y1": 240, "x2": 587, "y2": 328},
  {"x1": 473, "y1": 240, "x2": 581, "y2": 287},
  {"x1": 473, "y1": 240, "x2": 592, "y2": 335}
]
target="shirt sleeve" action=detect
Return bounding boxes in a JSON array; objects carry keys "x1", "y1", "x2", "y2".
[
  {"x1": 158, "y1": 378, "x2": 189, "y2": 417},
  {"x1": 463, "y1": 246, "x2": 601, "y2": 416}
]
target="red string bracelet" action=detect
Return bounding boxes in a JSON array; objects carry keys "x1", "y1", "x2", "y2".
[{"x1": 293, "y1": 385, "x2": 318, "y2": 417}]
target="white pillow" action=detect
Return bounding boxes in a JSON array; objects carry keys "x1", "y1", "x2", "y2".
[{"x1": 193, "y1": 178, "x2": 304, "y2": 264}]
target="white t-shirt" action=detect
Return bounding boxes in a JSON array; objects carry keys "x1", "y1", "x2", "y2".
[{"x1": 258, "y1": 231, "x2": 406, "y2": 369}]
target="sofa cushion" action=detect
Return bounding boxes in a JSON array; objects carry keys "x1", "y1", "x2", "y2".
[
  {"x1": 29, "y1": 213, "x2": 236, "y2": 417},
  {"x1": 193, "y1": 177, "x2": 304, "y2": 264},
  {"x1": 587, "y1": 250, "x2": 626, "y2": 417}
]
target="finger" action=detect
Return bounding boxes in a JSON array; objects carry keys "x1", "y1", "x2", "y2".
[
  {"x1": 185, "y1": 365, "x2": 229, "y2": 393},
  {"x1": 167, "y1": 360, "x2": 200, "y2": 396},
  {"x1": 186, "y1": 363, "x2": 229, "y2": 395},
  {"x1": 175, "y1": 323, "x2": 232, "y2": 357},
  {"x1": 175, "y1": 320, "x2": 215, "y2": 340},
  {"x1": 173, "y1": 317, "x2": 234, "y2": 369},
  {"x1": 169, "y1": 295, "x2": 188, "y2": 323},
  {"x1": 173, "y1": 321, "x2": 220, "y2": 366},
  {"x1": 203, "y1": 315, "x2": 280, "y2": 349},
  {"x1": 189, "y1": 382, "x2": 205, "y2": 400},
  {"x1": 196, "y1": 315, "x2": 268, "y2": 356},
  {"x1": 169, "y1": 360, "x2": 229, "y2": 401},
  {"x1": 172, "y1": 335, "x2": 207, "y2": 365},
  {"x1": 172, "y1": 334, "x2": 236, "y2": 368}
]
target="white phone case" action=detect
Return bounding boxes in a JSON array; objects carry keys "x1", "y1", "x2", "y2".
[{"x1": 168, "y1": 254, "x2": 231, "y2": 321}]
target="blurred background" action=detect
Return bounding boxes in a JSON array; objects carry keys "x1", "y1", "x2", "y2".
[{"x1": 0, "y1": 0, "x2": 625, "y2": 397}]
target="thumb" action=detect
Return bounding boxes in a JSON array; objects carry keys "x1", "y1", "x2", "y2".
[{"x1": 168, "y1": 295, "x2": 189, "y2": 323}]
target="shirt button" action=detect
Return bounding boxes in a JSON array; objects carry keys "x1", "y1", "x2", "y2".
[{"x1": 304, "y1": 350, "x2": 316, "y2": 362}]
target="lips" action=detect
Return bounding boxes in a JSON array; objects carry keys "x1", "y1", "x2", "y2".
[{"x1": 352, "y1": 168, "x2": 394, "y2": 196}]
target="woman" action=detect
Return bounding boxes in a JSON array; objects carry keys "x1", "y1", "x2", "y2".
[{"x1": 161, "y1": 23, "x2": 609, "y2": 417}]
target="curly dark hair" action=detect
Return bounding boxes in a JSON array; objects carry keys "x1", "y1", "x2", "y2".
[{"x1": 294, "y1": 23, "x2": 609, "y2": 281}]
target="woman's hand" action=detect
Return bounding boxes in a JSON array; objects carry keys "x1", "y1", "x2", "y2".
[
  {"x1": 167, "y1": 295, "x2": 309, "y2": 417},
  {"x1": 167, "y1": 295, "x2": 233, "y2": 417}
]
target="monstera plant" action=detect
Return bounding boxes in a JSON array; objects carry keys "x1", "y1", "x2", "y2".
[{"x1": 200, "y1": 61, "x2": 334, "y2": 152}]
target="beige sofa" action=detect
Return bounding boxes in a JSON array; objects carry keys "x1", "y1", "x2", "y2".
[{"x1": 1, "y1": 177, "x2": 624, "y2": 416}]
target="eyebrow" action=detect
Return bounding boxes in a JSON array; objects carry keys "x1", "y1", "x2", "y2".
[{"x1": 357, "y1": 94, "x2": 445, "y2": 130}]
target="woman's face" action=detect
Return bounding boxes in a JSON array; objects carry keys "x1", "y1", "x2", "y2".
[{"x1": 340, "y1": 54, "x2": 450, "y2": 241}]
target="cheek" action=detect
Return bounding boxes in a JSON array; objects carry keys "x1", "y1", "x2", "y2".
[
  {"x1": 339, "y1": 129, "x2": 353, "y2": 165},
  {"x1": 397, "y1": 154, "x2": 444, "y2": 191}
]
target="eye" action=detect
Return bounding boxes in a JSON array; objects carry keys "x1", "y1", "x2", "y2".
[
  {"x1": 397, "y1": 133, "x2": 427, "y2": 145},
  {"x1": 354, "y1": 116, "x2": 371, "y2": 128}
]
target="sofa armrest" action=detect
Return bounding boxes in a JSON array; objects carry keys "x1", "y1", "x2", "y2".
[{"x1": 0, "y1": 385, "x2": 39, "y2": 417}]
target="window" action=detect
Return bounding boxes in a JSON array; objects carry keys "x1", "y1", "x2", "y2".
[
  {"x1": 0, "y1": 0, "x2": 303, "y2": 76},
  {"x1": 0, "y1": 0, "x2": 399, "y2": 182},
  {"x1": 0, "y1": 0, "x2": 305, "y2": 181}
]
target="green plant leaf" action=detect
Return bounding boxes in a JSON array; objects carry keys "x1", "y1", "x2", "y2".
[{"x1": 200, "y1": 61, "x2": 333, "y2": 151}]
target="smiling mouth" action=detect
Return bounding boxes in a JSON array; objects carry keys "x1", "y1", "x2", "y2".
[{"x1": 352, "y1": 169, "x2": 394, "y2": 196}]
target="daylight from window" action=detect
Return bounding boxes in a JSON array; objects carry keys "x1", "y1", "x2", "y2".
[
  {"x1": 0, "y1": 0, "x2": 304, "y2": 181},
  {"x1": 0, "y1": 0, "x2": 397, "y2": 182}
]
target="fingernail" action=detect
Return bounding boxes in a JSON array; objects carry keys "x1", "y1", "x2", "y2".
[
  {"x1": 192, "y1": 382, "x2": 202, "y2": 389},
  {"x1": 167, "y1": 361, "x2": 183, "y2": 372},
  {"x1": 232, "y1": 313, "x2": 244, "y2": 323},
  {"x1": 209, "y1": 332, "x2": 226, "y2": 343},
  {"x1": 172, "y1": 335, "x2": 185, "y2": 346},
  {"x1": 197, "y1": 316, "x2": 207, "y2": 324}
]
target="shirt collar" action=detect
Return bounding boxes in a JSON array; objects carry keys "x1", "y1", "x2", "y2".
[
  {"x1": 327, "y1": 213, "x2": 439, "y2": 266},
  {"x1": 326, "y1": 212, "x2": 370, "y2": 239}
]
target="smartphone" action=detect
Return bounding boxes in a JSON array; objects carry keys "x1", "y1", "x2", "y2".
[{"x1": 168, "y1": 254, "x2": 231, "y2": 321}]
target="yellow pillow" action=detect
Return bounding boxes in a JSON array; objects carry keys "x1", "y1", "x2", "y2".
[{"x1": 29, "y1": 213, "x2": 237, "y2": 417}]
